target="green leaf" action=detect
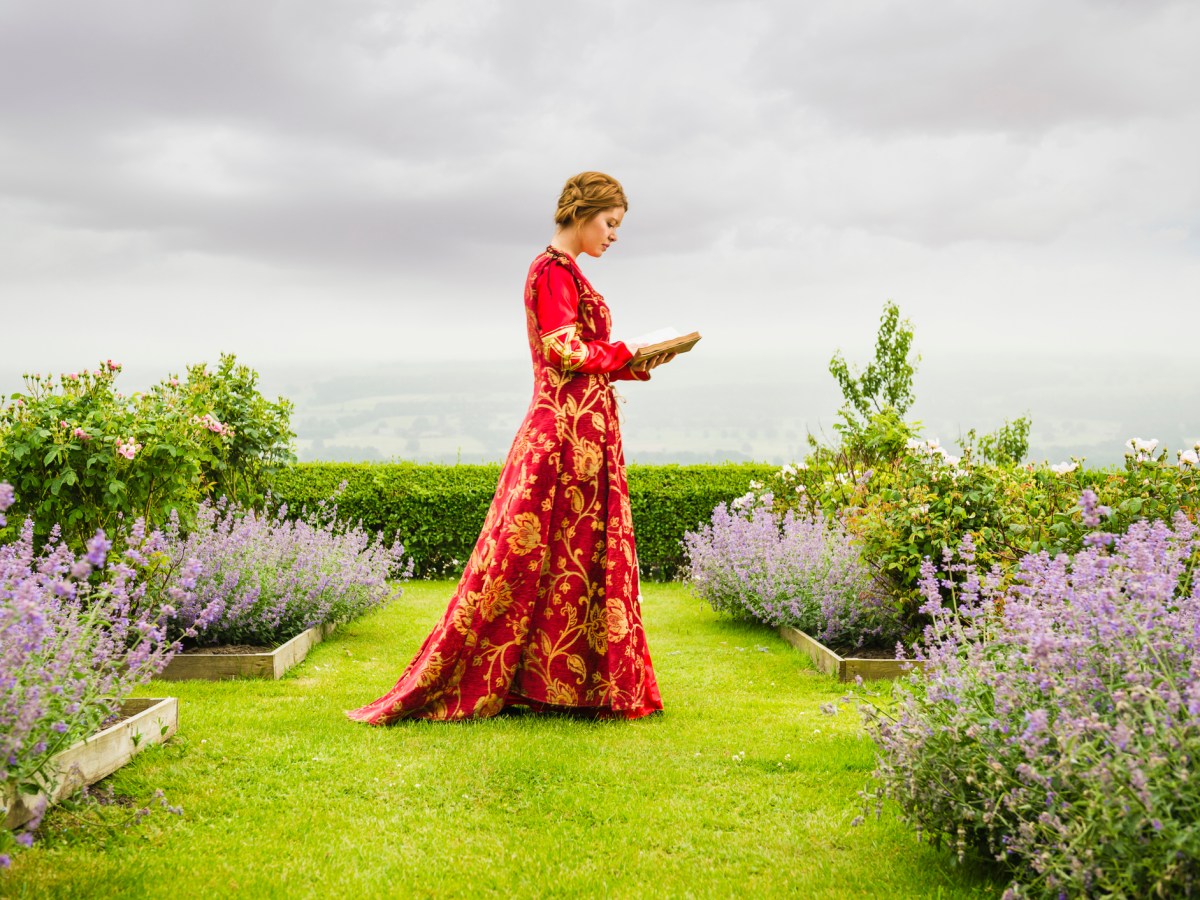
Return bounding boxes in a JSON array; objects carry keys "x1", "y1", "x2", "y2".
[{"x1": 1120, "y1": 498, "x2": 1144, "y2": 516}]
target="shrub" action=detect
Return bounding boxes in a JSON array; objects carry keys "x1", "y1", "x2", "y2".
[
  {"x1": 178, "y1": 353, "x2": 295, "y2": 508},
  {"x1": 270, "y1": 461, "x2": 776, "y2": 579},
  {"x1": 0, "y1": 355, "x2": 295, "y2": 550},
  {"x1": 760, "y1": 428, "x2": 1200, "y2": 618},
  {"x1": 860, "y1": 507, "x2": 1200, "y2": 897},
  {"x1": 155, "y1": 494, "x2": 411, "y2": 647},
  {"x1": 0, "y1": 483, "x2": 177, "y2": 858},
  {"x1": 0, "y1": 363, "x2": 204, "y2": 549},
  {"x1": 683, "y1": 499, "x2": 901, "y2": 650}
]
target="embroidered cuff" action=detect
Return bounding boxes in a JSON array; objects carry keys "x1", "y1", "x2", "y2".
[{"x1": 541, "y1": 324, "x2": 588, "y2": 373}]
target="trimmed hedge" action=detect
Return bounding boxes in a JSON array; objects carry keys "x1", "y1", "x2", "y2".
[{"x1": 271, "y1": 461, "x2": 776, "y2": 579}]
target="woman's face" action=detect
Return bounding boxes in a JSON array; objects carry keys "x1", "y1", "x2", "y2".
[{"x1": 576, "y1": 206, "x2": 625, "y2": 258}]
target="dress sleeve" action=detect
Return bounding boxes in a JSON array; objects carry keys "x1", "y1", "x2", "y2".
[{"x1": 535, "y1": 263, "x2": 646, "y2": 379}]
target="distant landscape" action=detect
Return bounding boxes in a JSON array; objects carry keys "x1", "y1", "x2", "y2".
[
  {"x1": 3, "y1": 348, "x2": 1193, "y2": 470},
  {"x1": 257, "y1": 349, "x2": 1198, "y2": 469}
]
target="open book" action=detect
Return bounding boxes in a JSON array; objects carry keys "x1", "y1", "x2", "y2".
[{"x1": 628, "y1": 327, "x2": 702, "y2": 363}]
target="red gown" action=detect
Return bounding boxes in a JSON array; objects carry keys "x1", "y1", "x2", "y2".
[{"x1": 347, "y1": 246, "x2": 664, "y2": 723}]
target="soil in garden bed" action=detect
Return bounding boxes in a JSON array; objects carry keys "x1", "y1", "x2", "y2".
[
  {"x1": 97, "y1": 712, "x2": 132, "y2": 730},
  {"x1": 828, "y1": 645, "x2": 908, "y2": 660},
  {"x1": 179, "y1": 643, "x2": 277, "y2": 655}
]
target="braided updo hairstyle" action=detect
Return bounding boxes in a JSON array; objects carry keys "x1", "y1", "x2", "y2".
[{"x1": 553, "y1": 171, "x2": 628, "y2": 227}]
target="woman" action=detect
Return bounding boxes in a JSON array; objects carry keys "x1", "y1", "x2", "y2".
[{"x1": 347, "y1": 172, "x2": 673, "y2": 724}]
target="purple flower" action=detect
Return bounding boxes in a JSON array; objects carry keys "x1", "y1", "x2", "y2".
[
  {"x1": 85, "y1": 532, "x2": 111, "y2": 568},
  {"x1": 865, "y1": 514, "x2": 1200, "y2": 897},
  {"x1": 684, "y1": 503, "x2": 901, "y2": 648},
  {"x1": 1, "y1": 516, "x2": 178, "y2": 809},
  {"x1": 150, "y1": 497, "x2": 409, "y2": 647}
]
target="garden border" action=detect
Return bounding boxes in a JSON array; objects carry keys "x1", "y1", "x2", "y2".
[
  {"x1": 156, "y1": 623, "x2": 337, "y2": 681},
  {"x1": 3, "y1": 697, "x2": 178, "y2": 830},
  {"x1": 779, "y1": 626, "x2": 922, "y2": 681}
]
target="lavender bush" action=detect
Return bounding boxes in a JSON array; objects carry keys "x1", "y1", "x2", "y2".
[
  {"x1": 1, "y1": 483, "x2": 178, "y2": 860},
  {"x1": 683, "y1": 500, "x2": 902, "y2": 649},
  {"x1": 154, "y1": 495, "x2": 411, "y2": 647},
  {"x1": 862, "y1": 496, "x2": 1200, "y2": 897}
]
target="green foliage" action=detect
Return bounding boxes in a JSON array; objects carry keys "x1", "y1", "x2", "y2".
[
  {"x1": 0, "y1": 356, "x2": 295, "y2": 548},
  {"x1": 270, "y1": 461, "x2": 777, "y2": 578},
  {"x1": 763, "y1": 439, "x2": 1200, "y2": 622},
  {"x1": 270, "y1": 462, "x2": 502, "y2": 578},
  {"x1": 961, "y1": 415, "x2": 1031, "y2": 466},
  {"x1": 822, "y1": 406, "x2": 919, "y2": 470},
  {"x1": 180, "y1": 353, "x2": 296, "y2": 508},
  {"x1": 828, "y1": 301, "x2": 919, "y2": 429},
  {"x1": 0, "y1": 363, "x2": 205, "y2": 547}
]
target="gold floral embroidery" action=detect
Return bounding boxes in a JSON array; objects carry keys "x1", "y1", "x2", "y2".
[
  {"x1": 507, "y1": 512, "x2": 542, "y2": 555},
  {"x1": 572, "y1": 438, "x2": 602, "y2": 480},
  {"x1": 449, "y1": 596, "x2": 477, "y2": 635},
  {"x1": 416, "y1": 652, "x2": 446, "y2": 688},
  {"x1": 585, "y1": 601, "x2": 608, "y2": 654},
  {"x1": 473, "y1": 694, "x2": 504, "y2": 716},
  {"x1": 545, "y1": 678, "x2": 578, "y2": 705},
  {"x1": 606, "y1": 604, "x2": 629, "y2": 644},
  {"x1": 480, "y1": 578, "x2": 515, "y2": 622}
]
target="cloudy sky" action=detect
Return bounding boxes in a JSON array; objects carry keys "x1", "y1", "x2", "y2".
[{"x1": 1, "y1": 1, "x2": 1198, "y2": 460}]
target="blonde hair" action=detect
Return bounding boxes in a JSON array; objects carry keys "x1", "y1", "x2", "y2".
[{"x1": 554, "y1": 171, "x2": 628, "y2": 227}]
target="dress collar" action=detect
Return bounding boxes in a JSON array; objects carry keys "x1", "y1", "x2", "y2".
[
  {"x1": 549, "y1": 243, "x2": 587, "y2": 264},
  {"x1": 544, "y1": 245, "x2": 598, "y2": 295}
]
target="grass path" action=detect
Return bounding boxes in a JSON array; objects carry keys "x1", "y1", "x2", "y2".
[{"x1": 6, "y1": 582, "x2": 1000, "y2": 898}]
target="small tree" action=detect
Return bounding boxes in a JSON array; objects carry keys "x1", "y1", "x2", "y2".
[
  {"x1": 828, "y1": 301, "x2": 920, "y2": 451},
  {"x1": 828, "y1": 300, "x2": 919, "y2": 423}
]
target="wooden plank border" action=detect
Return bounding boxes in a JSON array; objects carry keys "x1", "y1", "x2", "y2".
[
  {"x1": 4, "y1": 697, "x2": 178, "y2": 830},
  {"x1": 156, "y1": 622, "x2": 337, "y2": 682},
  {"x1": 778, "y1": 626, "x2": 922, "y2": 682}
]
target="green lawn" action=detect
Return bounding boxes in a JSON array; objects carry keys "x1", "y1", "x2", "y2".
[{"x1": 5, "y1": 582, "x2": 1001, "y2": 898}]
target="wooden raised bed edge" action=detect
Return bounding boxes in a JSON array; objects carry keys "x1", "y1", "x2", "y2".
[
  {"x1": 3, "y1": 697, "x2": 178, "y2": 830},
  {"x1": 156, "y1": 622, "x2": 338, "y2": 681},
  {"x1": 779, "y1": 626, "x2": 924, "y2": 682}
]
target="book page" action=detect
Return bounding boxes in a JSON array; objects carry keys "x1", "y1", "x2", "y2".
[{"x1": 629, "y1": 327, "x2": 681, "y2": 347}]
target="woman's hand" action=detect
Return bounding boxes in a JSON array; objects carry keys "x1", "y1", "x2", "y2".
[{"x1": 629, "y1": 351, "x2": 676, "y2": 375}]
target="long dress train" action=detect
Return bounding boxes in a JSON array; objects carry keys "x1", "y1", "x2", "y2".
[{"x1": 346, "y1": 246, "x2": 663, "y2": 723}]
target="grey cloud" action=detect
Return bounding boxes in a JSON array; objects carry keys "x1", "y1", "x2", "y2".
[
  {"x1": 748, "y1": 1, "x2": 1200, "y2": 136},
  {"x1": 0, "y1": 0, "x2": 1197, "y2": 367}
]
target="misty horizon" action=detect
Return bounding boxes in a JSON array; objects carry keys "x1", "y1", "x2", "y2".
[{"x1": 7, "y1": 345, "x2": 1183, "y2": 471}]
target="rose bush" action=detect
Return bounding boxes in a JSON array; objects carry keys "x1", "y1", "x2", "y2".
[{"x1": 0, "y1": 355, "x2": 294, "y2": 550}]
